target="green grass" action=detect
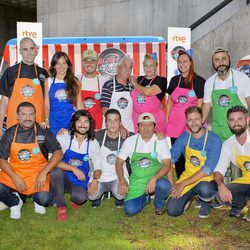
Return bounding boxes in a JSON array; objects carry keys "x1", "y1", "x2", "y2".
[{"x1": 0, "y1": 196, "x2": 249, "y2": 250}]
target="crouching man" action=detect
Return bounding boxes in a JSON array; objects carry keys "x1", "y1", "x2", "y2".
[
  {"x1": 116, "y1": 112, "x2": 172, "y2": 216},
  {"x1": 214, "y1": 105, "x2": 250, "y2": 220}
]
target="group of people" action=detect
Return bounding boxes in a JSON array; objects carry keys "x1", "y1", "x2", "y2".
[{"x1": 0, "y1": 37, "x2": 249, "y2": 222}]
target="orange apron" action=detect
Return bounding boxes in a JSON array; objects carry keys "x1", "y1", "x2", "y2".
[
  {"x1": 6, "y1": 63, "x2": 44, "y2": 128},
  {"x1": 0, "y1": 125, "x2": 50, "y2": 195}
]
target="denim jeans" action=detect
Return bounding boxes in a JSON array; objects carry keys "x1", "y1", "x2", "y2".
[
  {"x1": 215, "y1": 183, "x2": 250, "y2": 213},
  {"x1": 0, "y1": 182, "x2": 52, "y2": 207},
  {"x1": 166, "y1": 181, "x2": 217, "y2": 217},
  {"x1": 88, "y1": 179, "x2": 125, "y2": 201},
  {"x1": 124, "y1": 177, "x2": 171, "y2": 216},
  {"x1": 50, "y1": 168, "x2": 87, "y2": 207}
]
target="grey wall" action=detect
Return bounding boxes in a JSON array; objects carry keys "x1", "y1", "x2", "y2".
[
  {"x1": 0, "y1": 4, "x2": 36, "y2": 58},
  {"x1": 36, "y1": 0, "x2": 250, "y2": 78}
]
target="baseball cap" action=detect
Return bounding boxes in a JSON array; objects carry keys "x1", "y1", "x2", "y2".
[
  {"x1": 138, "y1": 112, "x2": 156, "y2": 124},
  {"x1": 82, "y1": 49, "x2": 98, "y2": 61},
  {"x1": 213, "y1": 47, "x2": 229, "y2": 55}
]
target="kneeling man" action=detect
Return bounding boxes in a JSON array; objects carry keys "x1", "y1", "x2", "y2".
[
  {"x1": 116, "y1": 112, "x2": 172, "y2": 216},
  {"x1": 166, "y1": 106, "x2": 222, "y2": 218},
  {"x1": 214, "y1": 105, "x2": 250, "y2": 220}
]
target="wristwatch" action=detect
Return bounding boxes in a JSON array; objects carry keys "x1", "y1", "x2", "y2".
[{"x1": 93, "y1": 177, "x2": 99, "y2": 183}]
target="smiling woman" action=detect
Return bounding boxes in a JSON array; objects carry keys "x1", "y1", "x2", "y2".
[{"x1": 43, "y1": 51, "x2": 83, "y2": 136}]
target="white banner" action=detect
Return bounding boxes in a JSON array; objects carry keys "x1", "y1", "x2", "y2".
[
  {"x1": 167, "y1": 27, "x2": 191, "y2": 84},
  {"x1": 17, "y1": 22, "x2": 43, "y2": 66}
]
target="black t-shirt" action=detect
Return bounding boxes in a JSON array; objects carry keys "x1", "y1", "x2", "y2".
[
  {"x1": 137, "y1": 75, "x2": 167, "y2": 101},
  {"x1": 167, "y1": 74, "x2": 205, "y2": 99},
  {"x1": 0, "y1": 123, "x2": 61, "y2": 160},
  {"x1": 0, "y1": 62, "x2": 48, "y2": 98},
  {"x1": 95, "y1": 129, "x2": 134, "y2": 175}
]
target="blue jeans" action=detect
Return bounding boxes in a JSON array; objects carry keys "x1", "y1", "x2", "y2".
[
  {"x1": 0, "y1": 182, "x2": 52, "y2": 207},
  {"x1": 124, "y1": 177, "x2": 171, "y2": 216},
  {"x1": 215, "y1": 183, "x2": 250, "y2": 213},
  {"x1": 166, "y1": 181, "x2": 216, "y2": 217}
]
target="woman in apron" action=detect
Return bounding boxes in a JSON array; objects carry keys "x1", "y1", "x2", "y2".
[
  {"x1": 130, "y1": 53, "x2": 167, "y2": 133},
  {"x1": 43, "y1": 51, "x2": 83, "y2": 136},
  {"x1": 166, "y1": 50, "x2": 205, "y2": 178}
]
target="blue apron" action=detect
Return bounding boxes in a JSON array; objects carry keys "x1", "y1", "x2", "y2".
[
  {"x1": 49, "y1": 78, "x2": 75, "y2": 135},
  {"x1": 63, "y1": 138, "x2": 90, "y2": 191}
]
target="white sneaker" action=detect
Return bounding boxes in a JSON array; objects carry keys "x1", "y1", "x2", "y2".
[
  {"x1": 10, "y1": 192, "x2": 23, "y2": 219},
  {"x1": 0, "y1": 201, "x2": 8, "y2": 211},
  {"x1": 34, "y1": 202, "x2": 46, "y2": 214}
]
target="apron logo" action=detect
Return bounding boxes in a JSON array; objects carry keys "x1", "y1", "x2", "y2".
[
  {"x1": 69, "y1": 158, "x2": 83, "y2": 167},
  {"x1": 117, "y1": 97, "x2": 128, "y2": 109},
  {"x1": 83, "y1": 98, "x2": 96, "y2": 109},
  {"x1": 55, "y1": 89, "x2": 68, "y2": 102},
  {"x1": 190, "y1": 156, "x2": 200, "y2": 167},
  {"x1": 106, "y1": 153, "x2": 117, "y2": 165},
  {"x1": 137, "y1": 94, "x2": 146, "y2": 104},
  {"x1": 138, "y1": 157, "x2": 151, "y2": 168},
  {"x1": 21, "y1": 85, "x2": 35, "y2": 98},
  {"x1": 217, "y1": 95, "x2": 231, "y2": 107},
  {"x1": 243, "y1": 161, "x2": 250, "y2": 171},
  {"x1": 177, "y1": 95, "x2": 188, "y2": 104},
  {"x1": 18, "y1": 149, "x2": 31, "y2": 161},
  {"x1": 32, "y1": 147, "x2": 40, "y2": 155}
]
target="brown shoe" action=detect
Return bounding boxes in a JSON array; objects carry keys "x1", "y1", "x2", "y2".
[{"x1": 155, "y1": 207, "x2": 165, "y2": 215}]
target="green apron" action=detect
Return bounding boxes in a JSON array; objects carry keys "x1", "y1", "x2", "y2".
[
  {"x1": 211, "y1": 69, "x2": 243, "y2": 141},
  {"x1": 125, "y1": 135, "x2": 162, "y2": 201}
]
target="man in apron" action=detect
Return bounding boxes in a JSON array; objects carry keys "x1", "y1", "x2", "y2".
[
  {"x1": 214, "y1": 105, "x2": 250, "y2": 221},
  {"x1": 202, "y1": 48, "x2": 250, "y2": 180},
  {"x1": 89, "y1": 109, "x2": 133, "y2": 208},
  {"x1": 166, "y1": 106, "x2": 222, "y2": 219},
  {"x1": 79, "y1": 49, "x2": 109, "y2": 131},
  {"x1": 101, "y1": 56, "x2": 134, "y2": 132},
  {"x1": 51, "y1": 109, "x2": 102, "y2": 222},
  {"x1": 0, "y1": 37, "x2": 48, "y2": 138},
  {"x1": 0, "y1": 102, "x2": 63, "y2": 219},
  {"x1": 116, "y1": 112, "x2": 172, "y2": 216}
]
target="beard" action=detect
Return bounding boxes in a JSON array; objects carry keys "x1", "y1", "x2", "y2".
[
  {"x1": 229, "y1": 124, "x2": 247, "y2": 136},
  {"x1": 214, "y1": 64, "x2": 230, "y2": 76},
  {"x1": 187, "y1": 124, "x2": 203, "y2": 134},
  {"x1": 75, "y1": 127, "x2": 88, "y2": 136}
]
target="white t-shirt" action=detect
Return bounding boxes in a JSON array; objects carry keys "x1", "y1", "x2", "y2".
[
  {"x1": 56, "y1": 133, "x2": 102, "y2": 172},
  {"x1": 214, "y1": 130, "x2": 250, "y2": 176},
  {"x1": 203, "y1": 69, "x2": 250, "y2": 107},
  {"x1": 78, "y1": 75, "x2": 110, "y2": 92},
  {"x1": 118, "y1": 134, "x2": 171, "y2": 163}
]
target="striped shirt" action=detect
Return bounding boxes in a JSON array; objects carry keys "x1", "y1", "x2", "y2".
[{"x1": 101, "y1": 76, "x2": 133, "y2": 108}]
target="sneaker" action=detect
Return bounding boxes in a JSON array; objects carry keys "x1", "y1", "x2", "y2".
[
  {"x1": 211, "y1": 201, "x2": 224, "y2": 209},
  {"x1": 57, "y1": 206, "x2": 67, "y2": 222},
  {"x1": 194, "y1": 199, "x2": 201, "y2": 209},
  {"x1": 198, "y1": 204, "x2": 211, "y2": 219},
  {"x1": 184, "y1": 201, "x2": 191, "y2": 213},
  {"x1": 71, "y1": 202, "x2": 81, "y2": 209},
  {"x1": 114, "y1": 199, "x2": 124, "y2": 208},
  {"x1": 34, "y1": 202, "x2": 46, "y2": 214},
  {"x1": 10, "y1": 192, "x2": 23, "y2": 220},
  {"x1": 92, "y1": 198, "x2": 102, "y2": 208},
  {"x1": 155, "y1": 207, "x2": 165, "y2": 215}
]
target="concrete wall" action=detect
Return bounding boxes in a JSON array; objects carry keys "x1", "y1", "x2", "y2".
[
  {"x1": 0, "y1": 4, "x2": 36, "y2": 58},
  {"x1": 193, "y1": 3, "x2": 250, "y2": 79}
]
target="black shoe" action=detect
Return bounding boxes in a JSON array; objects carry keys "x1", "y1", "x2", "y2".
[
  {"x1": 92, "y1": 198, "x2": 102, "y2": 208},
  {"x1": 114, "y1": 199, "x2": 124, "y2": 208}
]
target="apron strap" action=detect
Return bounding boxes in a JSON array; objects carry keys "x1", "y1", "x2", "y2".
[
  {"x1": 134, "y1": 135, "x2": 140, "y2": 152},
  {"x1": 13, "y1": 124, "x2": 38, "y2": 143},
  {"x1": 68, "y1": 137, "x2": 73, "y2": 150},
  {"x1": 113, "y1": 77, "x2": 116, "y2": 93},
  {"x1": 102, "y1": 130, "x2": 121, "y2": 151},
  {"x1": 213, "y1": 69, "x2": 234, "y2": 90},
  {"x1": 81, "y1": 75, "x2": 100, "y2": 92},
  {"x1": 153, "y1": 140, "x2": 157, "y2": 151},
  {"x1": 177, "y1": 75, "x2": 182, "y2": 87},
  {"x1": 86, "y1": 139, "x2": 90, "y2": 154},
  {"x1": 202, "y1": 129, "x2": 209, "y2": 150}
]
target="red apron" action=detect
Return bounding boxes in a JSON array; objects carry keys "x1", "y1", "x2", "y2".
[
  {"x1": 166, "y1": 75, "x2": 198, "y2": 138},
  {"x1": 131, "y1": 76, "x2": 166, "y2": 133},
  {"x1": 6, "y1": 63, "x2": 44, "y2": 128},
  {"x1": 81, "y1": 75, "x2": 102, "y2": 129},
  {"x1": 0, "y1": 125, "x2": 50, "y2": 195}
]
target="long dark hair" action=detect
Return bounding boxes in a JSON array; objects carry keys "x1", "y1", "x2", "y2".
[
  {"x1": 69, "y1": 110, "x2": 95, "y2": 140},
  {"x1": 49, "y1": 51, "x2": 79, "y2": 103},
  {"x1": 177, "y1": 51, "x2": 197, "y2": 89}
]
